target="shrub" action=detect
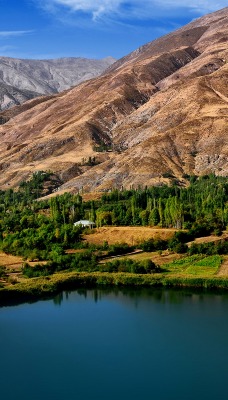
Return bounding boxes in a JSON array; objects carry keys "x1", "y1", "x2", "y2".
[
  {"x1": 139, "y1": 238, "x2": 168, "y2": 252},
  {"x1": 100, "y1": 258, "x2": 160, "y2": 274},
  {"x1": 107, "y1": 243, "x2": 134, "y2": 256},
  {"x1": 0, "y1": 265, "x2": 7, "y2": 278},
  {"x1": 172, "y1": 242, "x2": 188, "y2": 254},
  {"x1": 188, "y1": 241, "x2": 228, "y2": 256}
]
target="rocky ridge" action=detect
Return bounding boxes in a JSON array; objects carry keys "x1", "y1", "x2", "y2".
[{"x1": 0, "y1": 56, "x2": 115, "y2": 110}]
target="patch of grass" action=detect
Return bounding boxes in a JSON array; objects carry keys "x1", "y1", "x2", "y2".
[
  {"x1": 101, "y1": 251, "x2": 182, "y2": 266},
  {"x1": 163, "y1": 255, "x2": 222, "y2": 276},
  {"x1": 186, "y1": 255, "x2": 222, "y2": 275},
  {"x1": 0, "y1": 265, "x2": 7, "y2": 278},
  {"x1": 163, "y1": 255, "x2": 203, "y2": 272}
]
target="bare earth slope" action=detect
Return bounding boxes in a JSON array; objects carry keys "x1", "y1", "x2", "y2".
[
  {"x1": 0, "y1": 56, "x2": 115, "y2": 111},
  {"x1": 0, "y1": 8, "x2": 227, "y2": 190},
  {"x1": 0, "y1": 82, "x2": 39, "y2": 112}
]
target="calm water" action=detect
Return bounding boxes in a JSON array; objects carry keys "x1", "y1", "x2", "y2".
[{"x1": 1, "y1": 288, "x2": 228, "y2": 400}]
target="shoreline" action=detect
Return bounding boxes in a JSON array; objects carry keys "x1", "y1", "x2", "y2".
[{"x1": 1, "y1": 271, "x2": 228, "y2": 306}]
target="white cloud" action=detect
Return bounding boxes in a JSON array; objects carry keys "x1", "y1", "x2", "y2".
[
  {"x1": 39, "y1": 0, "x2": 228, "y2": 21},
  {"x1": 39, "y1": 0, "x2": 122, "y2": 20},
  {"x1": 0, "y1": 30, "x2": 34, "y2": 38}
]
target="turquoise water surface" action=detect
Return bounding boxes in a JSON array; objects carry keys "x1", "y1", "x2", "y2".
[{"x1": 1, "y1": 288, "x2": 228, "y2": 400}]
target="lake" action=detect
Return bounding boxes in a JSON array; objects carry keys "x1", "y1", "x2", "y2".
[{"x1": 1, "y1": 288, "x2": 228, "y2": 400}]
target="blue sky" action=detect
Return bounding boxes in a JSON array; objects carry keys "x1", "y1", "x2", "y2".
[{"x1": 0, "y1": 0, "x2": 227, "y2": 60}]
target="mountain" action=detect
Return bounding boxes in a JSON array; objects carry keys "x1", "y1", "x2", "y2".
[
  {"x1": 0, "y1": 8, "x2": 227, "y2": 192},
  {"x1": 0, "y1": 82, "x2": 39, "y2": 111},
  {"x1": 0, "y1": 56, "x2": 116, "y2": 110}
]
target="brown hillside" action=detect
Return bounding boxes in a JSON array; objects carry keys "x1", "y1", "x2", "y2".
[
  {"x1": 0, "y1": 8, "x2": 227, "y2": 191},
  {"x1": 83, "y1": 227, "x2": 177, "y2": 246}
]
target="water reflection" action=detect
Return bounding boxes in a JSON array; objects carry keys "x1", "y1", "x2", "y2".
[
  {"x1": 52, "y1": 287, "x2": 228, "y2": 308},
  {"x1": 53, "y1": 292, "x2": 63, "y2": 306}
]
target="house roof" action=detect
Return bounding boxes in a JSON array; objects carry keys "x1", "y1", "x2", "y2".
[{"x1": 74, "y1": 220, "x2": 95, "y2": 226}]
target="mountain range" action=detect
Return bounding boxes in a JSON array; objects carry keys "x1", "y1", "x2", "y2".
[
  {"x1": 0, "y1": 7, "x2": 227, "y2": 192},
  {"x1": 0, "y1": 56, "x2": 115, "y2": 110}
]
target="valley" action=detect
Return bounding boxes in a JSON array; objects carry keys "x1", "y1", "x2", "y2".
[{"x1": 0, "y1": 173, "x2": 228, "y2": 300}]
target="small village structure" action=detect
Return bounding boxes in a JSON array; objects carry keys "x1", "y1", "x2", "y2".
[{"x1": 74, "y1": 220, "x2": 95, "y2": 229}]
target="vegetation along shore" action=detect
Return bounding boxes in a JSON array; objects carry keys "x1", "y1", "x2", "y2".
[{"x1": 0, "y1": 172, "x2": 228, "y2": 304}]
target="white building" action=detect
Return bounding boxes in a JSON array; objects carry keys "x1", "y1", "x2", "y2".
[{"x1": 74, "y1": 220, "x2": 95, "y2": 229}]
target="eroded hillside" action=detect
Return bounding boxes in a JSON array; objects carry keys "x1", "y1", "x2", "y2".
[
  {"x1": 0, "y1": 56, "x2": 115, "y2": 111},
  {"x1": 0, "y1": 7, "x2": 227, "y2": 191}
]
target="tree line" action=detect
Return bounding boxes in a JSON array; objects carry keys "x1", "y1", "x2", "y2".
[{"x1": 0, "y1": 173, "x2": 227, "y2": 276}]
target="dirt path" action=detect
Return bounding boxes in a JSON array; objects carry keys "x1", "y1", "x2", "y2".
[
  {"x1": 217, "y1": 256, "x2": 228, "y2": 276},
  {"x1": 187, "y1": 232, "x2": 228, "y2": 247},
  {"x1": 210, "y1": 85, "x2": 228, "y2": 103},
  {"x1": 0, "y1": 252, "x2": 24, "y2": 270},
  {"x1": 205, "y1": 78, "x2": 228, "y2": 103}
]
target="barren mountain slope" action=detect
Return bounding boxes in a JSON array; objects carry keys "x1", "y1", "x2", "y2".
[
  {"x1": 0, "y1": 56, "x2": 115, "y2": 110},
  {"x1": 0, "y1": 8, "x2": 227, "y2": 191},
  {"x1": 0, "y1": 82, "x2": 40, "y2": 112}
]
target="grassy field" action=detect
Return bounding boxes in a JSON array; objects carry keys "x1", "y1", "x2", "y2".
[
  {"x1": 84, "y1": 227, "x2": 228, "y2": 248},
  {"x1": 83, "y1": 226, "x2": 177, "y2": 246},
  {"x1": 100, "y1": 250, "x2": 183, "y2": 265},
  {"x1": 162, "y1": 255, "x2": 222, "y2": 276},
  {"x1": 100, "y1": 252, "x2": 223, "y2": 277}
]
